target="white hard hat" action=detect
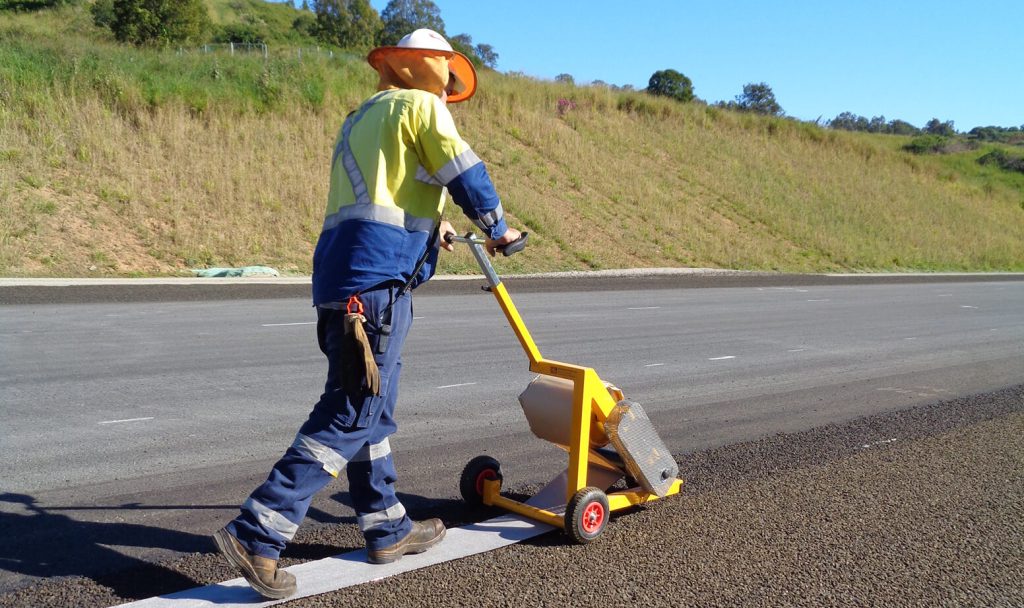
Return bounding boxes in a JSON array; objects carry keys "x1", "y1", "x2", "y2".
[{"x1": 368, "y1": 29, "x2": 477, "y2": 103}]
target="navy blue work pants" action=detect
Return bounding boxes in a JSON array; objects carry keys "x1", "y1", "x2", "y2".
[{"x1": 226, "y1": 285, "x2": 414, "y2": 559}]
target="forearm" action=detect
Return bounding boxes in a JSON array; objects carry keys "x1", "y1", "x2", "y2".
[{"x1": 446, "y1": 163, "x2": 507, "y2": 239}]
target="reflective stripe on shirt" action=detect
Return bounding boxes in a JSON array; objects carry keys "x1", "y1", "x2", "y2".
[{"x1": 322, "y1": 204, "x2": 436, "y2": 234}]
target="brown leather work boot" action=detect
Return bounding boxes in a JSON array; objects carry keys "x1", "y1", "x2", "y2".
[
  {"x1": 213, "y1": 527, "x2": 297, "y2": 600},
  {"x1": 367, "y1": 518, "x2": 446, "y2": 564}
]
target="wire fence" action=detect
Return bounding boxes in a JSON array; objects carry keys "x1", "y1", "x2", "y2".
[
  {"x1": 175, "y1": 44, "x2": 356, "y2": 62},
  {"x1": 177, "y1": 42, "x2": 268, "y2": 58}
]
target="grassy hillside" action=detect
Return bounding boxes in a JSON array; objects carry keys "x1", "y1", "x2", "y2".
[
  {"x1": 203, "y1": 0, "x2": 316, "y2": 45},
  {"x1": 1, "y1": 3, "x2": 1022, "y2": 277}
]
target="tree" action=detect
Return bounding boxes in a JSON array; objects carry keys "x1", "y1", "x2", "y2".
[
  {"x1": 292, "y1": 12, "x2": 316, "y2": 37},
  {"x1": 315, "y1": 0, "x2": 381, "y2": 49},
  {"x1": 378, "y1": 0, "x2": 444, "y2": 46},
  {"x1": 449, "y1": 33, "x2": 479, "y2": 65},
  {"x1": 108, "y1": 0, "x2": 210, "y2": 46},
  {"x1": 924, "y1": 118, "x2": 956, "y2": 136},
  {"x1": 646, "y1": 69, "x2": 693, "y2": 103},
  {"x1": 474, "y1": 43, "x2": 497, "y2": 69},
  {"x1": 734, "y1": 82, "x2": 783, "y2": 116},
  {"x1": 447, "y1": 34, "x2": 499, "y2": 69},
  {"x1": 555, "y1": 73, "x2": 575, "y2": 85},
  {"x1": 828, "y1": 111, "x2": 865, "y2": 131},
  {"x1": 887, "y1": 119, "x2": 919, "y2": 136}
]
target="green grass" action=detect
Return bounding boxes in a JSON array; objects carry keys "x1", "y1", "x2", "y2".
[{"x1": 1, "y1": 2, "x2": 1022, "y2": 277}]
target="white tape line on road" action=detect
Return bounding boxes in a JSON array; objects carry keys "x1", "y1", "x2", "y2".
[
  {"x1": 99, "y1": 417, "x2": 154, "y2": 425},
  {"x1": 112, "y1": 466, "x2": 621, "y2": 608}
]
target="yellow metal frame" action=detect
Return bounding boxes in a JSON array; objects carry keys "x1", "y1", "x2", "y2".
[{"x1": 484, "y1": 281, "x2": 683, "y2": 528}]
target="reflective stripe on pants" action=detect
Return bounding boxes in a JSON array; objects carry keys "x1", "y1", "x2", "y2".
[{"x1": 225, "y1": 286, "x2": 415, "y2": 559}]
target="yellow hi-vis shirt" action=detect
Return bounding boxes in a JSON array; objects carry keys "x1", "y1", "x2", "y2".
[{"x1": 313, "y1": 88, "x2": 507, "y2": 304}]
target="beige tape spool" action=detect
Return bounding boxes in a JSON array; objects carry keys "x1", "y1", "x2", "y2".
[{"x1": 517, "y1": 375, "x2": 614, "y2": 449}]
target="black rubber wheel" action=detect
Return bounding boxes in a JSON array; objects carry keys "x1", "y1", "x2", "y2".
[
  {"x1": 564, "y1": 487, "x2": 609, "y2": 544},
  {"x1": 459, "y1": 455, "x2": 502, "y2": 506}
]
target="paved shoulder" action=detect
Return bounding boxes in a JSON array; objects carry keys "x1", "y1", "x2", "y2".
[{"x1": 2, "y1": 271, "x2": 1023, "y2": 304}]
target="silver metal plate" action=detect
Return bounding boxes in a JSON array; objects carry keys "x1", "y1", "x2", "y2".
[{"x1": 606, "y1": 400, "x2": 679, "y2": 497}]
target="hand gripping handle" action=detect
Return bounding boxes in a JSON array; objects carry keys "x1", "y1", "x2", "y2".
[{"x1": 499, "y1": 232, "x2": 529, "y2": 256}]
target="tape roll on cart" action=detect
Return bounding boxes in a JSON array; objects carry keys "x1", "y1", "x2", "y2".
[{"x1": 518, "y1": 375, "x2": 612, "y2": 449}]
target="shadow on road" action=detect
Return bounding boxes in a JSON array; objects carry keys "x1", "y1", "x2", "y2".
[
  {"x1": 0, "y1": 492, "x2": 210, "y2": 599},
  {"x1": 0, "y1": 490, "x2": 489, "y2": 601}
]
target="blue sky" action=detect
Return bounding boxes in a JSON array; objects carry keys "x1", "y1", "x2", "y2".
[{"x1": 306, "y1": 1, "x2": 1023, "y2": 130}]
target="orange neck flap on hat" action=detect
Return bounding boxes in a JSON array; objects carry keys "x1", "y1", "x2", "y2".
[{"x1": 376, "y1": 50, "x2": 449, "y2": 97}]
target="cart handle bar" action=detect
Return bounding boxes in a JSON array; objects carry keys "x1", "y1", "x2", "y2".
[
  {"x1": 443, "y1": 231, "x2": 529, "y2": 289},
  {"x1": 444, "y1": 231, "x2": 529, "y2": 257}
]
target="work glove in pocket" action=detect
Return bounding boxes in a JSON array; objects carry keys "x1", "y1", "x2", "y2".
[{"x1": 342, "y1": 312, "x2": 381, "y2": 397}]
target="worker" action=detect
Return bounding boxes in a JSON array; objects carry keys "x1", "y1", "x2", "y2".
[{"x1": 212, "y1": 28, "x2": 522, "y2": 600}]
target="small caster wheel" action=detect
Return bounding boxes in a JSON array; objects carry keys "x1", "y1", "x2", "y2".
[
  {"x1": 565, "y1": 486, "x2": 609, "y2": 544},
  {"x1": 460, "y1": 455, "x2": 502, "y2": 506}
]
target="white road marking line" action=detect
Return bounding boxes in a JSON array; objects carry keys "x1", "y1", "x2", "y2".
[
  {"x1": 708, "y1": 356, "x2": 736, "y2": 361},
  {"x1": 806, "y1": 299, "x2": 830, "y2": 302},
  {"x1": 114, "y1": 467, "x2": 621, "y2": 608},
  {"x1": 861, "y1": 438, "x2": 897, "y2": 449},
  {"x1": 262, "y1": 322, "x2": 316, "y2": 327},
  {"x1": 99, "y1": 417, "x2": 154, "y2": 425},
  {"x1": 787, "y1": 348, "x2": 807, "y2": 352},
  {"x1": 960, "y1": 305, "x2": 978, "y2": 309},
  {"x1": 936, "y1": 294, "x2": 953, "y2": 297},
  {"x1": 627, "y1": 306, "x2": 661, "y2": 310},
  {"x1": 436, "y1": 382, "x2": 477, "y2": 389},
  {"x1": 413, "y1": 316, "x2": 425, "y2": 320},
  {"x1": 903, "y1": 337, "x2": 917, "y2": 340},
  {"x1": 644, "y1": 363, "x2": 665, "y2": 367}
]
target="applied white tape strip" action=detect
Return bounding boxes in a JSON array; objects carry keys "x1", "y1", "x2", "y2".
[{"x1": 113, "y1": 465, "x2": 622, "y2": 608}]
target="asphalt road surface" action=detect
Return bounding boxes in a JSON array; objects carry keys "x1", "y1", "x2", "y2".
[{"x1": 0, "y1": 278, "x2": 1021, "y2": 605}]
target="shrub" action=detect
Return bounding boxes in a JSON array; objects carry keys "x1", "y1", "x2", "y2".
[
  {"x1": 213, "y1": 23, "x2": 266, "y2": 44},
  {"x1": 90, "y1": 0, "x2": 115, "y2": 28},
  {"x1": 0, "y1": 0, "x2": 76, "y2": 10},
  {"x1": 977, "y1": 149, "x2": 1024, "y2": 174},
  {"x1": 904, "y1": 135, "x2": 950, "y2": 155}
]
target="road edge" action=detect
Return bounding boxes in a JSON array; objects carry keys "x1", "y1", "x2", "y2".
[{"x1": 1, "y1": 271, "x2": 1023, "y2": 305}]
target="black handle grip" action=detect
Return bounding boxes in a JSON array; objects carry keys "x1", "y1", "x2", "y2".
[
  {"x1": 443, "y1": 231, "x2": 457, "y2": 244},
  {"x1": 500, "y1": 232, "x2": 529, "y2": 257}
]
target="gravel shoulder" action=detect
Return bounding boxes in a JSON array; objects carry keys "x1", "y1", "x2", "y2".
[{"x1": 2, "y1": 386, "x2": 1021, "y2": 607}]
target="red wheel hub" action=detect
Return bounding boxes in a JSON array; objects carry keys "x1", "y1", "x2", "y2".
[
  {"x1": 475, "y1": 469, "x2": 497, "y2": 495},
  {"x1": 581, "y1": 501, "x2": 605, "y2": 534}
]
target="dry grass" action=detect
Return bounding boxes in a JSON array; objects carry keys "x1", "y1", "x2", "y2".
[{"x1": 1, "y1": 12, "x2": 1022, "y2": 277}]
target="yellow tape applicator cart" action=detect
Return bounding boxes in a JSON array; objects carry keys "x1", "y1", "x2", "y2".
[{"x1": 448, "y1": 232, "x2": 683, "y2": 543}]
